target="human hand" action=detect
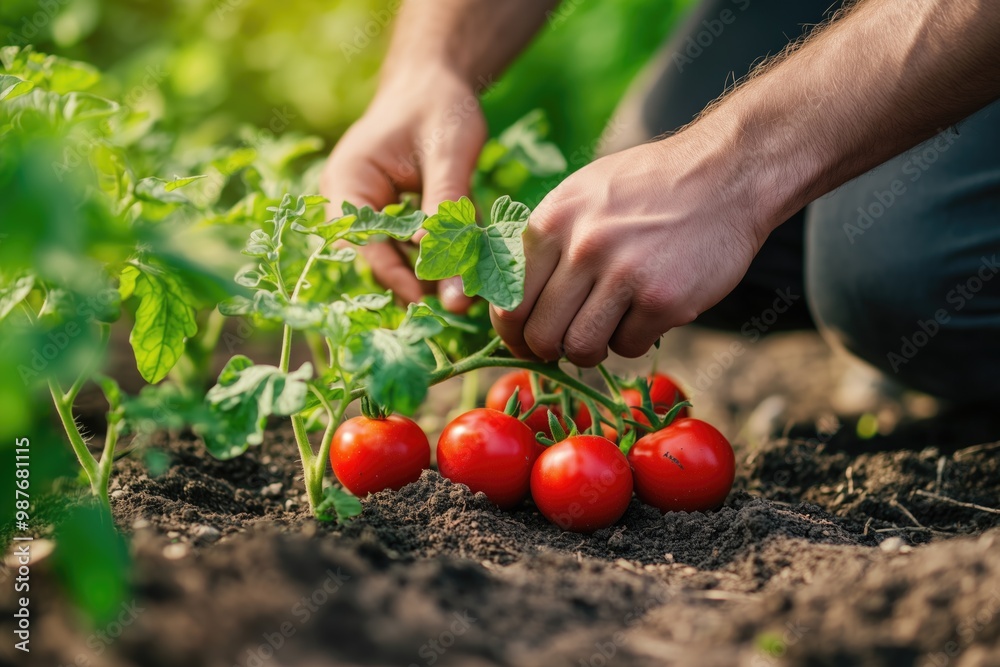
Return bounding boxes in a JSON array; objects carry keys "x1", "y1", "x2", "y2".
[
  {"x1": 321, "y1": 67, "x2": 486, "y2": 313},
  {"x1": 490, "y1": 127, "x2": 776, "y2": 366}
]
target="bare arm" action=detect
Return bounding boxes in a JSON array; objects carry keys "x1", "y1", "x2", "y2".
[
  {"x1": 322, "y1": 0, "x2": 557, "y2": 311},
  {"x1": 726, "y1": 0, "x2": 1000, "y2": 237},
  {"x1": 492, "y1": 0, "x2": 1000, "y2": 365},
  {"x1": 383, "y1": 0, "x2": 559, "y2": 88}
]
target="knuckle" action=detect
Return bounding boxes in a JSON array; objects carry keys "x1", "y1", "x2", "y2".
[
  {"x1": 609, "y1": 335, "x2": 652, "y2": 359},
  {"x1": 563, "y1": 331, "x2": 606, "y2": 368},
  {"x1": 632, "y1": 284, "x2": 673, "y2": 317},
  {"x1": 523, "y1": 320, "x2": 561, "y2": 361}
]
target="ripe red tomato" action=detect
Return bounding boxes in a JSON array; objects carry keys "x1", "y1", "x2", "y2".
[
  {"x1": 622, "y1": 372, "x2": 689, "y2": 428},
  {"x1": 330, "y1": 415, "x2": 430, "y2": 497},
  {"x1": 437, "y1": 408, "x2": 539, "y2": 509},
  {"x1": 530, "y1": 435, "x2": 634, "y2": 532},
  {"x1": 486, "y1": 370, "x2": 562, "y2": 438},
  {"x1": 627, "y1": 418, "x2": 734, "y2": 513}
]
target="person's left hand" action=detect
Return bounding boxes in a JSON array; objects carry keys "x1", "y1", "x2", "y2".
[{"x1": 490, "y1": 129, "x2": 777, "y2": 366}]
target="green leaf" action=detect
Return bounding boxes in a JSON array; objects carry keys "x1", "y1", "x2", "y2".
[
  {"x1": 415, "y1": 196, "x2": 530, "y2": 310},
  {"x1": 496, "y1": 109, "x2": 567, "y2": 177},
  {"x1": 202, "y1": 358, "x2": 312, "y2": 458},
  {"x1": 0, "y1": 75, "x2": 34, "y2": 102},
  {"x1": 163, "y1": 175, "x2": 207, "y2": 192},
  {"x1": 0, "y1": 274, "x2": 34, "y2": 320},
  {"x1": 343, "y1": 304, "x2": 443, "y2": 415},
  {"x1": 123, "y1": 263, "x2": 198, "y2": 384},
  {"x1": 134, "y1": 177, "x2": 190, "y2": 205},
  {"x1": 292, "y1": 201, "x2": 426, "y2": 244},
  {"x1": 316, "y1": 485, "x2": 363, "y2": 523},
  {"x1": 315, "y1": 247, "x2": 357, "y2": 263},
  {"x1": 51, "y1": 501, "x2": 131, "y2": 626}
]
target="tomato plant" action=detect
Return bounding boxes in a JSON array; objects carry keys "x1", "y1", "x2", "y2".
[
  {"x1": 625, "y1": 418, "x2": 735, "y2": 513},
  {"x1": 530, "y1": 429, "x2": 634, "y2": 533},
  {"x1": 622, "y1": 372, "x2": 689, "y2": 430},
  {"x1": 437, "y1": 408, "x2": 540, "y2": 509},
  {"x1": 330, "y1": 404, "x2": 430, "y2": 497},
  {"x1": 486, "y1": 370, "x2": 563, "y2": 438}
]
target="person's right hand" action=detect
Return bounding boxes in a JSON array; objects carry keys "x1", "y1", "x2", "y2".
[{"x1": 321, "y1": 67, "x2": 487, "y2": 313}]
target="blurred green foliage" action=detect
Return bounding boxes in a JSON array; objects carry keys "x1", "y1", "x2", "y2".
[{"x1": 2, "y1": 0, "x2": 691, "y2": 167}]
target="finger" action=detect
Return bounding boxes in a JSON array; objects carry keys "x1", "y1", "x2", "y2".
[
  {"x1": 608, "y1": 303, "x2": 673, "y2": 359},
  {"x1": 562, "y1": 282, "x2": 632, "y2": 367},
  {"x1": 522, "y1": 262, "x2": 594, "y2": 361},
  {"x1": 420, "y1": 123, "x2": 484, "y2": 214},
  {"x1": 358, "y1": 242, "x2": 426, "y2": 306},
  {"x1": 322, "y1": 151, "x2": 398, "y2": 219},
  {"x1": 439, "y1": 276, "x2": 474, "y2": 314},
  {"x1": 490, "y1": 232, "x2": 561, "y2": 361}
]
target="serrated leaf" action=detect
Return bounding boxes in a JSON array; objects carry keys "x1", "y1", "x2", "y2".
[
  {"x1": 316, "y1": 485, "x2": 363, "y2": 523},
  {"x1": 0, "y1": 274, "x2": 34, "y2": 320},
  {"x1": 0, "y1": 75, "x2": 34, "y2": 102},
  {"x1": 292, "y1": 201, "x2": 426, "y2": 244},
  {"x1": 202, "y1": 358, "x2": 312, "y2": 458},
  {"x1": 124, "y1": 263, "x2": 198, "y2": 384},
  {"x1": 343, "y1": 305, "x2": 442, "y2": 415},
  {"x1": 415, "y1": 195, "x2": 529, "y2": 310}
]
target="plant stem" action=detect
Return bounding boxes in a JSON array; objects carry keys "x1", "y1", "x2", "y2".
[
  {"x1": 279, "y1": 324, "x2": 292, "y2": 373},
  {"x1": 597, "y1": 363, "x2": 624, "y2": 401},
  {"x1": 48, "y1": 381, "x2": 101, "y2": 494}
]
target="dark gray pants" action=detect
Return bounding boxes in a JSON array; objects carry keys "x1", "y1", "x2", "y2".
[{"x1": 608, "y1": 0, "x2": 1000, "y2": 403}]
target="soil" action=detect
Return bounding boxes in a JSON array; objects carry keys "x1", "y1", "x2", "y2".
[{"x1": 3, "y1": 330, "x2": 1000, "y2": 667}]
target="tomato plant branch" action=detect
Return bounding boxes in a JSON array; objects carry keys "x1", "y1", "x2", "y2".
[{"x1": 597, "y1": 364, "x2": 624, "y2": 401}]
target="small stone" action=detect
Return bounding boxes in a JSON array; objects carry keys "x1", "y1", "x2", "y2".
[
  {"x1": 110, "y1": 490, "x2": 124, "y2": 499},
  {"x1": 663, "y1": 553, "x2": 675, "y2": 563},
  {"x1": 262, "y1": 482, "x2": 284, "y2": 498},
  {"x1": 166, "y1": 531, "x2": 180, "y2": 539},
  {"x1": 191, "y1": 525, "x2": 221, "y2": 544},
  {"x1": 163, "y1": 543, "x2": 188, "y2": 560},
  {"x1": 879, "y1": 536, "x2": 912, "y2": 554},
  {"x1": 284, "y1": 499, "x2": 299, "y2": 511},
  {"x1": 132, "y1": 518, "x2": 151, "y2": 530}
]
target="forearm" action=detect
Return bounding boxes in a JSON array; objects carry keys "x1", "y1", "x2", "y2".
[
  {"x1": 688, "y1": 0, "x2": 1000, "y2": 233},
  {"x1": 382, "y1": 0, "x2": 560, "y2": 88}
]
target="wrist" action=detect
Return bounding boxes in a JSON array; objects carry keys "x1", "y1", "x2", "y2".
[
  {"x1": 377, "y1": 61, "x2": 480, "y2": 103},
  {"x1": 682, "y1": 86, "x2": 829, "y2": 239}
]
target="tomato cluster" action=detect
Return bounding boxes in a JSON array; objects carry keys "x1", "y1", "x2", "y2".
[{"x1": 330, "y1": 370, "x2": 735, "y2": 533}]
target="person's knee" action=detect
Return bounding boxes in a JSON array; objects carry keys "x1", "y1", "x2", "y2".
[{"x1": 808, "y1": 250, "x2": 1000, "y2": 403}]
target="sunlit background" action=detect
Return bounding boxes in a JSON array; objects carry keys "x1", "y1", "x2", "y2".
[{"x1": 2, "y1": 0, "x2": 691, "y2": 162}]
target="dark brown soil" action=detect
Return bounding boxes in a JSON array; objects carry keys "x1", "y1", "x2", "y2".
[{"x1": 3, "y1": 330, "x2": 1000, "y2": 667}]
